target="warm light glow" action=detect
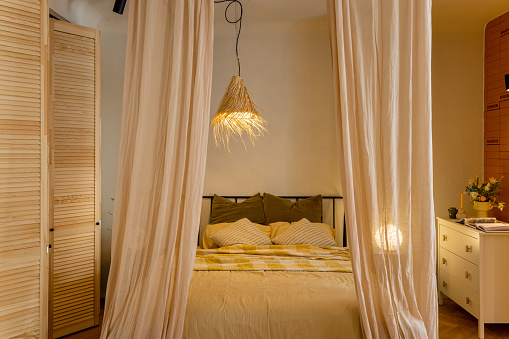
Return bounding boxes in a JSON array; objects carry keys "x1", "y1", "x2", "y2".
[
  {"x1": 375, "y1": 224, "x2": 403, "y2": 251},
  {"x1": 239, "y1": 112, "x2": 257, "y2": 119},
  {"x1": 218, "y1": 111, "x2": 258, "y2": 120}
]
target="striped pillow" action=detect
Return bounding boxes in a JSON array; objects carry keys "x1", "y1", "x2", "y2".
[
  {"x1": 210, "y1": 218, "x2": 273, "y2": 247},
  {"x1": 272, "y1": 218, "x2": 337, "y2": 247}
]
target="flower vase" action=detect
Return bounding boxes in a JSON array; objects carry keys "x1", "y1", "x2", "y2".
[{"x1": 473, "y1": 201, "x2": 492, "y2": 218}]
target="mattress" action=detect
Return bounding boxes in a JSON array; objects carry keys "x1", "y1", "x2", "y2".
[{"x1": 183, "y1": 245, "x2": 362, "y2": 339}]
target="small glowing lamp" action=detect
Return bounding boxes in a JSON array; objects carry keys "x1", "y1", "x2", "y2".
[{"x1": 375, "y1": 224, "x2": 403, "y2": 251}]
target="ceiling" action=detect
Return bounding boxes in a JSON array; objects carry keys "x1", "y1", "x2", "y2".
[
  {"x1": 220, "y1": 0, "x2": 509, "y2": 33},
  {"x1": 433, "y1": 0, "x2": 509, "y2": 32}
]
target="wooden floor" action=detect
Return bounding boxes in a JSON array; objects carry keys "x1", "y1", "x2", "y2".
[
  {"x1": 439, "y1": 297, "x2": 509, "y2": 338},
  {"x1": 61, "y1": 296, "x2": 509, "y2": 338}
]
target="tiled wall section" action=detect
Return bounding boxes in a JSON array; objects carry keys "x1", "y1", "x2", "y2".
[{"x1": 485, "y1": 11, "x2": 509, "y2": 221}]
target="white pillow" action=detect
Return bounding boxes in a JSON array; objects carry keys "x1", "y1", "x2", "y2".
[
  {"x1": 272, "y1": 218, "x2": 337, "y2": 247},
  {"x1": 270, "y1": 222, "x2": 336, "y2": 240},
  {"x1": 202, "y1": 222, "x2": 271, "y2": 249},
  {"x1": 209, "y1": 218, "x2": 273, "y2": 247}
]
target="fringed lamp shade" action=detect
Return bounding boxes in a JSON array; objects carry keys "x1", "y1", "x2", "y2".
[{"x1": 212, "y1": 75, "x2": 267, "y2": 150}]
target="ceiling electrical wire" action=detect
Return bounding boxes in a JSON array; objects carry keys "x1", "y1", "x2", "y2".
[{"x1": 214, "y1": 0, "x2": 243, "y2": 76}]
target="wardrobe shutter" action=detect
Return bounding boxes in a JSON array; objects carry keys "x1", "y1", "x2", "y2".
[
  {"x1": 49, "y1": 20, "x2": 100, "y2": 338},
  {"x1": 0, "y1": 0, "x2": 49, "y2": 338}
]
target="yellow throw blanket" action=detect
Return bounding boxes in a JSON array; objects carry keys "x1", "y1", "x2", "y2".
[{"x1": 194, "y1": 244, "x2": 352, "y2": 272}]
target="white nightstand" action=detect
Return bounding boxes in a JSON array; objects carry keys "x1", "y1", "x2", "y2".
[{"x1": 437, "y1": 218, "x2": 509, "y2": 338}]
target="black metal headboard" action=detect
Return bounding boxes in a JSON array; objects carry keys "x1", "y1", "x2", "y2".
[{"x1": 201, "y1": 195, "x2": 346, "y2": 246}]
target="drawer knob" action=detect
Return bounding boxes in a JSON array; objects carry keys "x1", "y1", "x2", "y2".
[
  {"x1": 465, "y1": 245, "x2": 472, "y2": 252},
  {"x1": 442, "y1": 281, "x2": 447, "y2": 288},
  {"x1": 466, "y1": 297, "x2": 471, "y2": 305},
  {"x1": 442, "y1": 235, "x2": 447, "y2": 241},
  {"x1": 465, "y1": 271, "x2": 470, "y2": 279},
  {"x1": 442, "y1": 258, "x2": 447, "y2": 265}
]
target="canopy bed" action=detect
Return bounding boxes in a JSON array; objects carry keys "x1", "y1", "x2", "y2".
[{"x1": 100, "y1": 0, "x2": 437, "y2": 338}]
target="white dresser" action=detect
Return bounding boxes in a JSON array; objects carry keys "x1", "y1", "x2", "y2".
[{"x1": 437, "y1": 218, "x2": 509, "y2": 338}]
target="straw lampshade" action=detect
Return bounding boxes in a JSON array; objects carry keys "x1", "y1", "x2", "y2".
[
  {"x1": 212, "y1": 0, "x2": 267, "y2": 150},
  {"x1": 211, "y1": 75, "x2": 267, "y2": 150}
]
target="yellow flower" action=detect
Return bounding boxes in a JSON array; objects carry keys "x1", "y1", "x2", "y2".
[
  {"x1": 478, "y1": 184, "x2": 482, "y2": 188},
  {"x1": 481, "y1": 196, "x2": 487, "y2": 201},
  {"x1": 490, "y1": 177, "x2": 497, "y2": 184}
]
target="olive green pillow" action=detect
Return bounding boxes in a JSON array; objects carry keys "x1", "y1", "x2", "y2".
[
  {"x1": 211, "y1": 193, "x2": 266, "y2": 224},
  {"x1": 262, "y1": 193, "x2": 322, "y2": 224}
]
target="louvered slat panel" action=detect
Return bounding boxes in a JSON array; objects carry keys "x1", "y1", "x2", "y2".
[
  {"x1": 50, "y1": 20, "x2": 100, "y2": 338},
  {"x1": 0, "y1": 1, "x2": 48, "y2": 338}
]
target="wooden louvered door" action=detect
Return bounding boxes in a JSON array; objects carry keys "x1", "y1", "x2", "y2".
[
  {"x1": 0, "y1": 0, "x2": 49, "y2": 338},
  {"x1": 49, "y1": 20, "x2": 100, "y2": 338}
]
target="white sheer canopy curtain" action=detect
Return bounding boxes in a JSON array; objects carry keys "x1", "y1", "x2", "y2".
[
  {"x1": 327, "y1": 0, "x2": 437, "y2": 338},
  {"x1": 100, "y1": 0, "x2": 213, "y2": 338}
]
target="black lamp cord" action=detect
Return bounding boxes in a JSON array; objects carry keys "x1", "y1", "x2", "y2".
[{"x1": 214, "y1": 0, "x2": 243, "y2": 76}]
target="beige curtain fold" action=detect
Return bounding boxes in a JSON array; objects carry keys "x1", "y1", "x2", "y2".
[
  {"x1": 100, "y1": 0, "x2": 214, "y2": 337},
  {"x1": 327, "y1": 0, "x2": 438, "y2": 338}
]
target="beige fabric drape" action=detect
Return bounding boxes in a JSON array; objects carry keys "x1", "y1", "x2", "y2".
[
  {"x1": 327, "y1": 0, "x2": 437, "y2": 338},
  {"x1": 100, "y1": 0, "x2": 213, "y2": 337}
]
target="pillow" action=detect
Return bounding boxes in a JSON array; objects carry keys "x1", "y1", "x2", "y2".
[
  {"x1": 211, "y1": 193, "x2": 265, "y2": 224},
  {"x1": 209, "y1": 218, "x2": 273, "y2": 247},
  {"x1": 202, "y1": 222, "x2": 271, "y2": 249},
  {"x1": 270, "y1": 221, "x2": 336, "y2": 240},
  {"x1": 272, "y1": 218, "x2": 337, "y2": 247},
  {"x1": 263, "y1": 193, "x2": 322, "y2": 224}
]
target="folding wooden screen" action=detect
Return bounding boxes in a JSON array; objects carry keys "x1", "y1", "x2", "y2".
[
  {"x1": 0, "y1": 0, "x2": 49, "y2": 338},
  {"x1": 49, "y1": 20, "x2": 101, "y2": 338},
  {"x1": 0, "y1": 4, "x2": 101, "y2": 337}
]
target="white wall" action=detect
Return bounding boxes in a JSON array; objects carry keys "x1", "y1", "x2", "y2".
[
  {"x1": 431, "y1": 30, "x2": 485, "y2": 219},
  {"x1": 49, "y1": 0, "x2": 497, "y2": 297},
  {"x1": 49, "y1": 1, "x2": 338, "y2": 296},
  {"x1": 206, "y1": 18, "x2": 339, "y2": 196}
]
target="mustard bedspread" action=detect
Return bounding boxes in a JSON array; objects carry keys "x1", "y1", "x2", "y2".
[
  {"x1": 194, "y1": 244, "x2": 352, "y2": 272},
  {"x1": 183, "y1": 245, "x2": 362, "y2": 339}
]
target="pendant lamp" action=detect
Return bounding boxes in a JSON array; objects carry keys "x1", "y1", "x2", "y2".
[{"x1": 212, "y1": 0, "x2": 267, "y2": 150}]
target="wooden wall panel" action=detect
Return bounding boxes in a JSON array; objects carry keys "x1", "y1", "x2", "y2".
[
  {"x1": 484, "y1": 13, "x2": 509, "y2": 221},
  {"x1": 0, "y1": 0, "x2": 49, "y2": 338},
  {"x1": 499, "y1": 101, "x2": 509, "y2": 221},
  {"x1": 49, "y1": 20, "x2": 100, "y2": 338}
]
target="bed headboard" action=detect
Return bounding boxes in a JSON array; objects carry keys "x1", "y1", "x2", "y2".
[{"x1": 199, "y1": 195, "x2": 346, "y2": 247}]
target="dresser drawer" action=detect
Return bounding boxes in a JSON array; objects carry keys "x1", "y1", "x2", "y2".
[
  {"x1": 439, "y1": 269, "x2": 480, "y2": 318},
  {"x1": 439, "y1": 225, "x2": 479, "y2": 264},
  {"x1": 439, "y1": 248, "x2": 478, "y2": 292}
]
